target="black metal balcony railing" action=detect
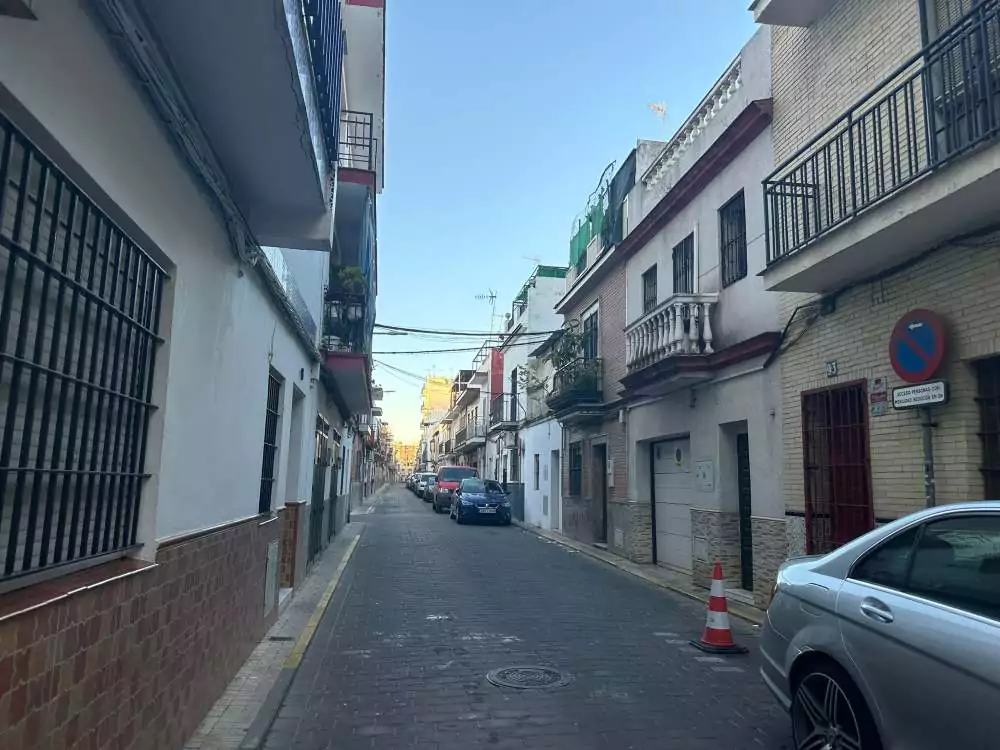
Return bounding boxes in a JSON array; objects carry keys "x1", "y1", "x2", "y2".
[
  {"x1": 548, "y1": 358, "x2": 603, "y2": 410},
  {"x1": 321, "y1": 291, "x2": 368, "y2": 354},
  {"x1": 765, "y1": 1, "x2": 1000, "y2": 264},
  {"x1": 489, "y1": 394, "x2": 518, "y2": 427},
  {"x1": 303, "y1": 0, "x2": 345, "y2": 171},
  {"x1": 339, "y1": 110, "x2": 376, "y2": 172},
  {"x1": 454, "y1": 420, "x2": 487, "y2": 448}
]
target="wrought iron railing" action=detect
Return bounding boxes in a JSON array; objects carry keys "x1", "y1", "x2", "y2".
[
  {"x1": 321, "y1": 290, "x2": 368, "y2": 354},
  {"x1": 764, "y1": 0, "x2": 1000, "y2": 264},
  {"x1": 489, "y1": 394, "x2": 518, "y2": 427},
  {"x1": 302, "y1": 0, "x2": 345, "y2": 172},
  {"x1": 0, "y1": 114, "x2": 166, "y2": 584},
  {"x1": 339, "y1": 111, "x2": 376, "y2": 172},
  {"x1": 548, "y1": 358, "x2": 603, "y2": 408}
]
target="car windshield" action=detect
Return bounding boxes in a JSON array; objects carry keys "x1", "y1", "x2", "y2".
[
  {"x1": 460, "y1": 478, "x2": 486, "y2": 493},
  {"x1": 439, "y1": 467, "x2": 476, "y2": 481}
]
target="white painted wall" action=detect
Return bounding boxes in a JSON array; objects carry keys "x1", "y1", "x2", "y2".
[
  {"x1": 624, "y1": 28, "x2": 776, "y2": 350},
  {"x1": 521, "y1": 417, "x2": 562, "y2": 531},
  {"x1": 0, "y1": 2, "x2": 325, "y2": 542},
  {"x1": 627, "y1": 361, "x2": 784, "y2": 521}
]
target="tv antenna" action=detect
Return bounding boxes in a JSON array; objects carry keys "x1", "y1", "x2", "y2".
[{"x1": 475, "y1": 289, "x2": 499, "y2": 334}]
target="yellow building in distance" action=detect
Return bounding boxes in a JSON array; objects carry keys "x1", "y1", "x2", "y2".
[
  {"x1": 420, "y1": 376, "x2": 451, "y2": 422},
  {"x1": 393, "y1": 441, "x2": 419, "y2": 471}
]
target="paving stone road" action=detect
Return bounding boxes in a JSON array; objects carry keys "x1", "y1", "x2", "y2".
[{"x1": 263, "y1": 486, "x2": 794, "y2": 749}]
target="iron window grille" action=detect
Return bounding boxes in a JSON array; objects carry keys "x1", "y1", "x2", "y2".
[
  {"x1": 801, "y1": 383, "x2": 874, "y2": 554},
  {"x1": 582, "y1": 312, "x2": 599, "y2": 360},
  {"x1": 0, "y1": 114, "x2": 166, "y2": 582},
  {"x1": 975, "y1": 356, "x2": 1000, "y2": 498},
  {"x1": 672, "y1": 234, "x2": 694, "y2": 294},
  {"x1": 642, "y1": 265, "x2": 657, "y2": 314},
  {"x1": 259, "y1": 371, "x2": 282, "y2": 513},
  {"x1": 719, "y1": 191, "x2": 748, "y2": 287},
  {"x1": 569, "y1": 442, "x2": 582, "y2": 496}
]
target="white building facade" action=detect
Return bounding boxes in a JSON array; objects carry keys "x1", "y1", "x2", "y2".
[
  {"x1": 0, "y1": 0, "x2": 384, "y2": 746},
  {"x1": 616, "y1": 29, "x2": 785, "y2": 602}
]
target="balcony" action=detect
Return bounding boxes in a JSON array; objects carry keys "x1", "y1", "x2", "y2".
[
  {"x1": 97, "y1": 0, "x2": 343, "y2": 251},
  {"x1": 763, "y1": 1, "x2": 1000, "y2": 293},
  {"x1": 321, "y1": 283, "x2": 371, "y2": 414},
  {"x1": 489, "y1": 394, "x2": 519, "y2": 433},
  {"x1": 622, "y1": 294, "x2": 718, "y2": 397},
  {"x1": 454, "y1": 421, "x2": 488, "y2": 452},
  {"x1": 547, "y1": 359, "x2": 603, "y2": 422},
  {"x1": 749, "y1": 0, "x2": 836, "y2": 27}
]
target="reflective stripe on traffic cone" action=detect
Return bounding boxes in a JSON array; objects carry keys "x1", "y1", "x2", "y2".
[{"x1": 690, "y1": 561, "x2": 748, "y2": 655}]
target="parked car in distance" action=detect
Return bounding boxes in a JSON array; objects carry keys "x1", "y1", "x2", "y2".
[
  {"x1": 761, "y1": 501, "x2": 1000, "y2": 750},
  {"x1": 450, "y1": 478, "x2": 511, "y2": 526},
  {"x1": 422, "y1": 475, "x2": 438, "y2": 501},
  {"x1": 431, "y1": 465, "x2": 478, "y2": 514},
  {"x1": 415, "y1": 473, "x2": 436, "y2": 500},
  {"x1": 406, "y1": 474, "x2": 416, "y2": 492}
]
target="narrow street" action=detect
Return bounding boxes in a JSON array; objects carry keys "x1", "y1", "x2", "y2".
[{"x1": 263, "y1": 486, "x2": 793, "y2": 749}]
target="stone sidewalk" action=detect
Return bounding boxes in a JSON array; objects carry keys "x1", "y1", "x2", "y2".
[
  {"x1": 182, "y1": 524, "x2": 366, "y2": 750},
  {"x1": 512, "y1": 520, "x2": 766, "y2": 626}
]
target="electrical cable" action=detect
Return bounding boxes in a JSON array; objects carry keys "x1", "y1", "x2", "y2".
[
  {"x1": 374, "y1": 322, "x2": 566, "y2": 337},
  {"x1": 372, "y1": 335, "x2": 555, "y2": 355}
]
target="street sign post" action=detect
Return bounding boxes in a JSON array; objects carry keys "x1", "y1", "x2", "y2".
[
  {"x1": 888, "y1": 310, "x2": 948, "y2": 509},
  {"x1": 892, "y1": 380, "x2": 948, "y2": 410},
  {"x1": 889, "y1": 309, "x2": 947, "y2": 383}
]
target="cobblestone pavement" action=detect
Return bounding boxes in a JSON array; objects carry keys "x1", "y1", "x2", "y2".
[{"x1": 263, "y1": 486, "x2": 794, "y2": 749}]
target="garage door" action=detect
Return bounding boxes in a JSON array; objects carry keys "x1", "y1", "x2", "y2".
[{"x1": 652, "y1": 438, "x2": 695, "y2": 573}]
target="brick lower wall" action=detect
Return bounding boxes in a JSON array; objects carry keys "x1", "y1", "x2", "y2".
[
  {"x1": 780, "y1": 238, "x2": 1000, "y2": 524},
  {"x1": 691, "y1": 509, "x2": 741, "y2": 590},
  {"x1": 0, "y1": 512, "x2": 281, "y2": 750}
]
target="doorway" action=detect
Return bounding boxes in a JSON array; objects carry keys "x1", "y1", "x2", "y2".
[
  {"x1": 650, "y1": 438, "x2": 695, "y2": 572},
  {"x1": 550, "y1": 449, "x2": 561, "y2": 531},
  {"x1": 736, "y1": 433, "x2": 753, "y2": 591},
  {"x1": 592, "y1": 444, "x2": 608, "y2": 543},
  {"x1": 802, "y1": 382, "x2": 874, "y2": 553}
]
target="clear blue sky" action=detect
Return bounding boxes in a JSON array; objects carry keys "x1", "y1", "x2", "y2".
[{"x1": 374, "y1": 1, "x2": 757, "y2": 442}]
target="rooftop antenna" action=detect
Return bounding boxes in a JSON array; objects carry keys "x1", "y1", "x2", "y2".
[
  {"x1": 648, "y1": 102, "x2": 669, "y2": 134},
  {"x1": 475, "y1": 289, "x2": 499, "y2": 335}
]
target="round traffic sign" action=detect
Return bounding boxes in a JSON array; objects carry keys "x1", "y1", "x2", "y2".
[{"x1": 889, "y1": 309, "x2": 946, "y2": 384}]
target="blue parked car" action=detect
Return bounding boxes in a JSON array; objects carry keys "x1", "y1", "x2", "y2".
[{"x1": 450, "y1": 478, "x2": 511, "y2": 526}]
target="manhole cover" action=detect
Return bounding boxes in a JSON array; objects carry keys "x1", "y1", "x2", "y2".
[{"x1": 486, "y1": 666, "x2": 571, "y2": 690}]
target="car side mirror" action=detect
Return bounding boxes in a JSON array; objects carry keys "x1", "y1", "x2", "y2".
[{"x1": 455, "y1": 489, "x2": 461, "y2": 496}]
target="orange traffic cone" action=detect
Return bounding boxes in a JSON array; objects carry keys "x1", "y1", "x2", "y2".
[{"x1": 690, "y1": 561, "x2": 748, "y2": 655}]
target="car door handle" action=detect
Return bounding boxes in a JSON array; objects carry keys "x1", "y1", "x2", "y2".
[{"x1": 860, "y1": 598, "x2": 894, "y2": 624}]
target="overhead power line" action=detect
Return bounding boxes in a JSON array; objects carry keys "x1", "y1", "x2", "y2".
[
  {"x1": 374, "y1": 322, "x2": 566, "y2": 338},
  {"x1": 372, "y1": 336, "x2": 554, "y2": 356}
]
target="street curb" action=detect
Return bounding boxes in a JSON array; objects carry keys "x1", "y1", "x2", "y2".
[
  {"x1": 513, "y1": 520, "x2": 765, "y2": 627},
  {"x1": 239, "y1": 532, "x2": 362, "y2": 749}
]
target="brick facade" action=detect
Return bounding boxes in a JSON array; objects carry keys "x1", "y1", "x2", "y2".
[
  {"x1": 558, "y1": 263, "x2": 638, "y2": 555},
  {"x1": 771, "y1": 0, "x2": 922, "y2": 163},
  {"x1": 780, "y1": 238, "x2": 999, "y2": 525},
  {"x1": 0, "y1": 512, "x2": 281, "y2": 750}
]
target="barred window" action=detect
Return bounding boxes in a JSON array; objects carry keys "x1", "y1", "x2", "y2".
[
  {"x1": 642, "y1": 265, "x2": 657, "y2": 314},
  {"x1": 569, "y1": 442, "x2": 582, "y2": 495},
  {"x1": 672, "y1": 234, "x2": 694, "y2": 294},
  {"x1": 720, "y1": 191, "x2": 747, "y2": 287},
  {"x1": 259, "y1": 371, "x2": 283, "y2": 513},
  {"x1": 582, "y1": 310, "x2": 599, "y2": 360}
]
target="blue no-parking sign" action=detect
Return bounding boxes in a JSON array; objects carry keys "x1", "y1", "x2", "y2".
[{"x1": 889, "y1": 309, "x2": 946, "y2": 384}]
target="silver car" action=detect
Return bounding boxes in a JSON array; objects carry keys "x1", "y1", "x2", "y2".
[{"x1": 761, "y1": 502, "x2": 1000, "y2": 749}]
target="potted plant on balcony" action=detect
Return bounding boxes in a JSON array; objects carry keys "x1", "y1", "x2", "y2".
[{"x1": 337, "y1": 265, "x2": 366, "y2": 295}]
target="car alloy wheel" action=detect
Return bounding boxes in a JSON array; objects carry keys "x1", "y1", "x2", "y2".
[{"x1": 792, "y1": 668, "x2": 873, "y2": 750}]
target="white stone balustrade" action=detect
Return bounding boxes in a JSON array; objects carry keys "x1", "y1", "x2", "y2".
[{"x1": 625, "y1": 294, "x2": 718, "y2": 372}]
